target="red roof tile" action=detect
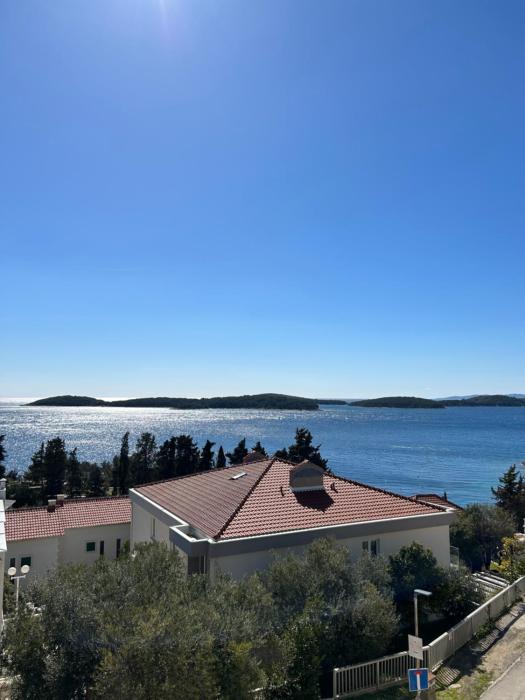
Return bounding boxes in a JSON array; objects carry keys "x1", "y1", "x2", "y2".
[
  {"x1": 412, "y1": 494, "x2": 462, "y2": 511},
  {"x1": 6, "y1": 497, "x2": 131, "y2": 542},
  {"x1": 134, "y1": 459, "x2": 443, "y2": 541}
]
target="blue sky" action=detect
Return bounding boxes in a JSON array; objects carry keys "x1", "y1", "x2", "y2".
[{"x1": 1, "y1": 1, "x2": 524, "y2": 399}]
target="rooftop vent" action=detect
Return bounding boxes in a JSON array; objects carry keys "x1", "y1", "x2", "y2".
[
  {"x1": 47, "y1": 498, "x2": 57, "y2": 513},
  {"x1": 289, "y1": 461, "x2": 325, "y2": 493},
  {"x1": 230, "y1": 471, "x2": 247, "y2": 480},
  {"x1": 56, "y1": 494, "x2": 65, "y2": 507}
]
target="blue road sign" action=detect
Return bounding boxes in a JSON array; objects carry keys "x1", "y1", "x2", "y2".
[{"x1": 408, "y1": 668, "x2": 429, "y2": 692}]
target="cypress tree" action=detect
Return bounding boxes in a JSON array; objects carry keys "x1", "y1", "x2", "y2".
[
  {"x1": 157, "y1": 436, "x2": 177, "y2": 479},
  {"x1": 43, "y1": 437, "x2": 68, "y2": 498},
  {"x1": 216, "y1": 446, "x2": 226, "y2": 470},
  {"x1": 118, "y1": 432, "x2": 131, "y2": 493},
  {"x1": 492, "y1": 464, "x2": 525, "y2": 528},
  {"x1": 88, "y1": 466, "x2": 105, "y2": 497},
  {"x1": 26, "y1": 442, "x2": 46, "y2": 487},
  {"x1": 226, "y1": 438, "x2": 248, "y2": 465},
  {"x1": 66, "y1": 448, "x2": 83, "y2": 498},
  {"x1": 198, "y1": 440, "x2": 215, "y2": 472},
  {"x1": 174, "y1": 435, "x2": 200, "y2": 476},
  {"x1": 131, "y1": 433, "x2": 157, "y2": 485}
]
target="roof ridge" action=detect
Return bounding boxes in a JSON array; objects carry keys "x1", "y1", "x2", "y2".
[
  {"x1": 214, "y1": 457, "x2": 277, "y2": 539},
  {"x1": 7, "y1": 495, "x2": 130, "y2": 514},
  {"x1": 329, "y1": 473, "x2": 444, "y2": 513},
  {"x1": 132, "y1": 460, "x2": 272, "y2": 490}
]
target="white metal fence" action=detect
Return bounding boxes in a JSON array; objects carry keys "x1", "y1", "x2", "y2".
[{"x1": 333, "y1": 575, "x2": 525, "y2": 698}]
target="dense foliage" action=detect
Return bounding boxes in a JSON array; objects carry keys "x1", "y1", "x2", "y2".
[
  {"x1": 1, "y1": 539, "x2": 480, "y2": 699},
  {"x1": 491, "y1": 463, "x2": 525, "y2": 529},
  {"x1": 6, "y1": 428, "x2": 327, "y2": 505},
  {"x1": 450, "y1": 504, "x2": 515, "y2": 570}
]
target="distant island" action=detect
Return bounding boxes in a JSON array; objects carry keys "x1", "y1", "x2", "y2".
[
  {"x1": 27, "y1": 393, "x2": 322, "y2": 410},
  {"x1": 350, "y1": 396, "x2": 445, "y2": 409},
  {"x1": 350, "y1": 394, "x2": 525, "y2": 408}
]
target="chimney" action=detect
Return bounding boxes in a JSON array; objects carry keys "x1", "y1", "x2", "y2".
[
  {"x1": 47, "y1": 498, "x2": 56, "y2": 513},
  {"x1": 0, "y1": 478, "x2": 6, "y2": 502},
  {"x1": 56, "y1": 494, "x2": 65, "y2": 507}
]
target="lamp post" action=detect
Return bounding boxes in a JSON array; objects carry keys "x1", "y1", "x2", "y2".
[
  {"x1": 414, "y1": 588, "x2": 432, "y2": 699},
  {"x1": 8, "y1": 564, "x2": 30, "y2": 611}
]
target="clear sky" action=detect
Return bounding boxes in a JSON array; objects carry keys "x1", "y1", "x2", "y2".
[{"x1": 1, "y1": 1, "x2": 524, "y2": 399}]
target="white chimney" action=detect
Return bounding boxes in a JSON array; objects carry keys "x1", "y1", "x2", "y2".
[
  {"x1": 0, "y1": 479, "x2": 6, "y2": 502},
  {"x1": 47, "y1": 498, "x2": 57, "y2": 513}
]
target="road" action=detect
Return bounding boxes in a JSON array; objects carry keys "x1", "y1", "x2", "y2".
[{"x1": 482, "y1": 655, "x2": 525, "y2": 700}]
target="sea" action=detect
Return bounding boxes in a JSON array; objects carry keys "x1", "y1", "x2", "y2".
[{"x1": 1, "y1": 398, "x2": 524, "y2": 505}]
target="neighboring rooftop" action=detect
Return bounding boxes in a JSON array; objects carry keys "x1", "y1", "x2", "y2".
[
  {"x1": 5, "y1": 496, "x2": 131, "y2": 542},
  {"x1": 412, "y1": 493, "x2": 463, "y2": 511},
  {"x1": 134, "y1": 458, "x2": 444, "y2": 542}
]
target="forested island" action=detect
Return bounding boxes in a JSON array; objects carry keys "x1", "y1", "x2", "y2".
[
  {"x1": 350, "y1": 394, "x2": 525, "y2": 408},
  {"x1": 27, "y1": 393, "x2": 321, "y2": 410}
]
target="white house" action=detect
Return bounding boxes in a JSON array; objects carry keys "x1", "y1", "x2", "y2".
[
  {"x1": 130, "y1": 456, "x2": 457, "y2": 579},
  {"x1": 5, "y1": 495, "x2": 131, "y2": 580}
]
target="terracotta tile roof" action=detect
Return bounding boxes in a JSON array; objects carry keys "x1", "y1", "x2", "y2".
[
  {"x1": 134, "y1": 459, "x2": 444, "y2": 541},
  {"x1": 135, "y1": 461, "x2": 269, "y2": 539},
  {"x1": 5, "y1": 497, "x2": 131, "y2": 542},
  {"x1": 412, "y1": 493, "x2": 463, "y2": 511}
]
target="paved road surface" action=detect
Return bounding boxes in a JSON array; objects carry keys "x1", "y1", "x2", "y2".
[{"x1": 482, "y1": 655, "x2": 525, "y2": 700}]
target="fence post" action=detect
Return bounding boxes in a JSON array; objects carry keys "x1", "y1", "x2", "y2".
[
  {"x1": 375, "y1": 660, "x2": 380, "y2": 690},
  {"x1": 332, "y1": 668, "x2": 338, "y2": 700}
]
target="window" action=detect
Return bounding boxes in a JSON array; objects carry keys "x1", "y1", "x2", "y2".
[
  {"x1": 86, "y1": 541, "x2": 96, "y2": 552},
  {"x1": 9, "y1": 557, "x2": 15, "y2": 568},
  {"x1": 188, "y1": 555, "x2": 207, "y2": 575},
  {"x1": 99, "y1": 540, "x2": 105, "y2": 556},
  {"x1": 362, "y1": 539, "x2": 380, "y2": 556},
  {"x1": 21, "y1": 556, "x2": 32, "y2": 568},
  {"x1": 150, "y1": 517, "x2": 156, "y2": 541},
  {"x1": 116, "y1": 538, "x2": 121, "y2": 558}
]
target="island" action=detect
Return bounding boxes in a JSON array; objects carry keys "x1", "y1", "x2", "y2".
[
  {"x1": 349, "y1": 394, "x2": 525, "y2": 408},
  {"x1": 350, "y1": 396, "x2": 445, "y2": 409},
  {"x1": 27, "y1": 393, "x2": 321, "y2": 411}
]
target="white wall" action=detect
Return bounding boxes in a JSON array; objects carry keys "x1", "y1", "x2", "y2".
[
  {"x1": 6, "y1": 537, "x2": 60, "y2": 580},
  {"x1": 61, "y1": 523, "x2": 130, "y2": 565},
  {"x1": 211, "y1": 524, "x2": 451, "y2": 580},
  {"x1": 131, "y1": 501, "x2": 171, "y2": 547}
]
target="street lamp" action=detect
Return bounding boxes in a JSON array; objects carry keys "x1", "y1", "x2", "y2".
[
  {"x1": 413, "y1": 589, "x2": 432, "y2": 699},
  {"x1": 7, "y1": 564, "x2": 30, "y2": 611}
]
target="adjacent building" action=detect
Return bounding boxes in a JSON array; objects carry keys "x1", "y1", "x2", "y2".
[
  {"x1": 4, "y1": 495, "x2": 131, "y2": 579},
  {"x1": 131, "y1": 456, "x2": 456, "y2": 579}
]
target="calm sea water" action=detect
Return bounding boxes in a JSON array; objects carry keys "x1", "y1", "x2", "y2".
[{"x1": 1, "y1": 400, "x2": 524, "y2": 505}]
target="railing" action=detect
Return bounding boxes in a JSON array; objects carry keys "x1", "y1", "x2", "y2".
[{"x1": 333, "y1": 574, "x2": 525, "y2": 698}]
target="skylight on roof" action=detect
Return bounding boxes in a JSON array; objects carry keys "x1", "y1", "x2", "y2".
[{"x1": 230, "y1": 472, "x2": 247, "y2": 480}]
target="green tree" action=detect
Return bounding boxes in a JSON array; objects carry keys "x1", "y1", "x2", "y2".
[
  {"x1": 492, "y1": 464, "x2": 525, "y2": 528},
  {"x1": 490, "y1": 535, "x2": 525, "y2": 582},
  {"x1": 389, "y1": 542, "x2": 444, "y2": 624},
  {"x1": 174, "y1": 435, "x2": 200, "y2": 476},
  {"x1": 451, "y1": 504, "x2": 515, "y2": 570},
  {"x1": 216, "y1": 446, "x2": 227, "y2": 469},
  {"x1": 251, "y1": 441, "x2": 268, "y2": 457},
  {"x1": 131, "y1": 432, "x2": 157, "y2": 485},
  {"x1": 157, "y1": 436, "x2": 177, "y2": 480},
  {"x1": 276, "y1": 428, "x2": 327, "y2": 468},
  {"x1": 26, "y1": 442, "x2": 45, "y2": 488},
  {"x1": 113, "y1": 432, "x2": 131, "y2": 494},
  {"x1": 66, "y1": 448, "x2": 83, "y2": 498},
  {"x1": 226, "y1": 438, "x2": 248, "y2": 465},
  {"x1": 198, "y1": 440, "x2": 215, "y2": 472},
  {"x1": 87, "y1": 466, "x2": 105, "y2": 497},
  {"x1": 43, "y1": 438, "x2": 68, "y2": 498},
  {"x1": 0, "y1": 434, "x2": 6, "y2": 479}
]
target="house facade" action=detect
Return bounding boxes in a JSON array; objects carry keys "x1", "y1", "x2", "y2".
[
  {"x1": 130, "y1": 456, "x2": 456, "y2": 579},
  {"x1": 5, "y1": 496, "x2": 131, "y2": 580}
]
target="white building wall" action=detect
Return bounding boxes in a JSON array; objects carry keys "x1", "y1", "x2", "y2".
[
  {"x1": 211, "y1": 524, "x2": 451, "y2": 580},
  {"x1": 61, "y1": 523, "x2": 130, "y2": 565},
  {"x1": 6, "y1": 537, "x2": 60, "y2": 579},
  {"x1": 131, "y1": 501, "x2": 171, "y2": 547}
]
